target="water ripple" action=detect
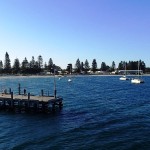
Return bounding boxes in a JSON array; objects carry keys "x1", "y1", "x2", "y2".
[{"x1": 0, "y1": 76, "x2": 150, "y2": 149}]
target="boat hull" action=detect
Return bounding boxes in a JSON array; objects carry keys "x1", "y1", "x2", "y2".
[
  {"x1": 131, "y1": 78, "x2": 144, "y2": 84},
  {"x1": 68, "y1": 79, "x2": 72, "y2": 82},
  {"x1": 120, "y1": 76, "x2": 129, "y2": 80}
]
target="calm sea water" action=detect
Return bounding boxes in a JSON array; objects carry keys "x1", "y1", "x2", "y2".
[{"x1": 0, "y1": 75, "x2": 150, "y2": 150}]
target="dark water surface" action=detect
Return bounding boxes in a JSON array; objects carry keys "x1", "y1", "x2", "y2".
[{"x1": 0, "y1": 75, "x2": 150, "y2": 150}]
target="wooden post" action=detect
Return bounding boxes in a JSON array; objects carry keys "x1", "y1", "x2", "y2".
[
  {"x1": 11, "y1": 92, "x2": 13, "y2": 100},
  {"x1": 28, "y1": 93, "x2": 30, "y2": 100},
  {"x1": 53, "y1": 64, "x2": 57, "y2": 98},
  {"x1": 11, "y1": 92, "x2": 13, "y2": 106},
  {"x1": 41, "y1": 89, "x2": 44, "y2": 96},
  {"x1": 54, "y1": 90, "x2": 56, "y2": 98},
  {"x1": 27, "y1": 93, "x2": 30, "y2": 110},
  {"x1": 18, "y1": 83, "x2": 21, "y2": 95},
  {"x1": 9, "y1": 88, "x2": 11, "y2": 94},
  {"x1": 24, "y1": 89, "x2": 26, "y2": 95}
]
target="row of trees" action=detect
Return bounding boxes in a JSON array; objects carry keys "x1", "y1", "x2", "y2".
[
  {"x1": 0, "y1": 52, "x2": 147, "y2": 74},
  {"x1": 73, "y1": 58, "x2": 146, "y2": 73},
  {"x1": 0, "y1": 52, "x2": 57, "y2": 74}
]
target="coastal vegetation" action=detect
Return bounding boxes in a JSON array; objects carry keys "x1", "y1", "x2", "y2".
[{"x1": 0, "y1": 52, "x2": 149, "y2": 75}]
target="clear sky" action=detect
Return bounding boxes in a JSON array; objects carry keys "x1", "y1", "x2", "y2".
[{"x1": 0, "y1": 0, "x2": 150, "y2": 69}]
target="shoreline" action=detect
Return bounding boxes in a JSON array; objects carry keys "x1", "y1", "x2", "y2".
[{"x1": 0, "y1": 74, "x2": 150, "y2": 78}]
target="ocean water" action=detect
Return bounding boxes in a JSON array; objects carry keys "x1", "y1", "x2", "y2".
[{"x1": 0, "y1": 75, "x2": 150, "y2": 150}]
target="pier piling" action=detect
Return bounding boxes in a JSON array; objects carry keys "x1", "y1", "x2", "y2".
[
  {"x1": 0, "y1": 92, "x2": 63, "y2": 114},
  {"x1": 9, "y1": 88, "x2": 11, "y2": 94},
  {"x1": 11, "y1": 92, "x2": 13, "y2": 100},
  {"x1": 18, "y1": 83, "x2": 21, "y2": 95},
  {"x1": 41, "y1": 90, "x2": 44, "y2": 96}
]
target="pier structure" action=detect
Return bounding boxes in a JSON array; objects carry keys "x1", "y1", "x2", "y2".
[
  {"x1": 0, "y1": 65, "x2": 63, "y2": 113},
  {"x1": 0, "y1": 84, "x2": 63, "y2": 113}
]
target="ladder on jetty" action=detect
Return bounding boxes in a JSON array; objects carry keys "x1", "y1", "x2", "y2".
[{"x1": 0, "y1": 92, "x2": 63, "y2": 113}]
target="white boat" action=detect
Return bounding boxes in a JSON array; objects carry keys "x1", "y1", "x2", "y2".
[
  {"x1": 68, "y1": 78, "x2": 72, "y2": 82},
  {"x1": 131, "y1": 78, "x2": 144, "y2": 83},
  {"x1": 68, "y1": 67, "x2": 72, "y2": 82},
  {"x1": 131, "y1": 61, "x2": 144, "y2": 84},
  {"x1": 120, "y1": 75, "x2": 129, "y2": 80},
  {"x1": 119, "y1": 63, "x2": 129, "y2": 80}
]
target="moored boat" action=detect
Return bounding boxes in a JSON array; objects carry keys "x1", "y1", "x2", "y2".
[
  {"x1": 119, "y1": 62, "x2": 129, "y2": 80},
  {"x1": 131, "y1": 61, "x2": 144, "y2": 84},
  {"x1": 131, "y1": 78, "x2": 144, "y2": 83},
  {"x1": 120, "y1": 75, "x2": 129, "y2": 80}
]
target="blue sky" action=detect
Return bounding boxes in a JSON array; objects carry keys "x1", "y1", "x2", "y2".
[{"x1": 0, "y1": 0, "x2": 150, "y2": 69}]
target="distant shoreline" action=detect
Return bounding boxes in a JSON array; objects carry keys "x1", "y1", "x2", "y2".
[{"x1": 0, "y1": 74, "x2": 150, "y2": 78}]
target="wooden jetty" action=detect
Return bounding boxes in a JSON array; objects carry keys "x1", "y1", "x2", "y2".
[
  {"x1": 0, "y1": 92, "x2": 63, "y2": 113},
  {"x1": 0, "y1": 67, "x2": 63, "y2": 114}
]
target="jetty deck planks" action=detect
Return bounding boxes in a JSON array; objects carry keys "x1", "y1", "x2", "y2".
[
  {"x1": 0, "y1": 93, "x2": 61, "y2": 102},
  {"x1": 0, "y1": 93, "x2": 63, "y2": 113}
]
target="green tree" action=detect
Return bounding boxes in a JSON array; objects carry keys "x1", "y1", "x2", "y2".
[
  {"x1": 106, "y1": 65, "x2": 110, "y2": 71},
  {"x1": 54, "y1": 65, "x2": 61, "y2": 74},
  {"x1": 139, "y1": 60, "x2": 146, "y2": 73},
  {"x1": 30, "y1": 56, "x2": 35, "y2": 69},
  {"x1": 0, "y1": 60, "x2": 3, "y2": 73},
  {"x1": 81, "y1": 62, "x2": 84, "y2": 72},
  {"x1": 75, "y1": 58, "x2": 81, "y2": 73},
  {"x1": 91, "y1": 59, "x2": 97, "y2": 73},
  {"x1": 35, "y1": 61, "x2": 40, "y2": 73},
  {"x1": 29, "y1": 56, "x2": 38, "y2": 74},
  {"x1": 121, "y1": 60, "x2": 146, "y2": 74},
  {"x1": 12, "y1": 58, "x2": 20, "y2": 74},
  {"x1": 84, "y1": 59, "x2": 90, "y2": 73},
  {"x1": 118, "y1": 61, "x2": 125, "y2": 70},
  {"x1": 21, "y1": 57, "x2": 29, "y2": 74},
  {"x1": 48, "y1": 58, "x2": 53, "y2": 73},
  {"x1": 37, "y1": 55, "x2": 43, "y2": 69},
  {"x1": 111, "y1": 61, "x2": 116, "y2": 71},
  {"x1": 127, "y1": 61, "x2": 138, "y2": 70},
  {"x1": 44, "y1": 62, "x2": 48, "y2": 70},
  {"x1": 67, "y1": 64, "x2": 72, "y2": 74},
  {"x1": 101, "y1": 62, "x2": 107, "y2": 71},
  {"x1": 4, "y1": 52, "x2": 11, "y2": 73},
  {"x1": 127, "y1": 61, "x2": 131, "y2": 70}
]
